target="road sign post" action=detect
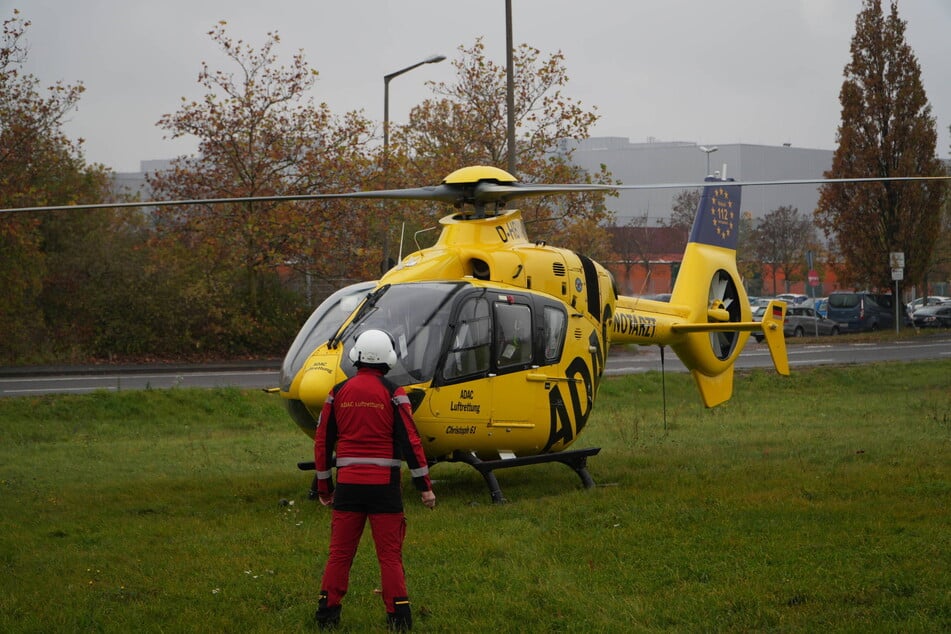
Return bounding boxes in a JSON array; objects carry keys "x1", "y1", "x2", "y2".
[{"x1": 890, "y1": 252, "x2": 905, "y2": 334}]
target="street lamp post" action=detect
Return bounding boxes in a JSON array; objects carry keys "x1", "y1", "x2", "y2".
[
  {"x1": 381, "y1": 54, "x2": 446, "y2": 270},
  {"x1": 383, "y1": 54, "x2": 446, "y2": 188},
  {"x1": 698, "y1": 145, "x2": 719, "y2": 177}
]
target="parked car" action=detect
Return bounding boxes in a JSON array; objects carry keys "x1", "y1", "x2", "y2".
[
  {"x1": 905, "y1": 296, "x2": 950, "y2": 315},
  {"x1": 754, "y1": 305, "x2": 839, "y2": 342},
  {"x1": 825, "y1": 291, "x2": 897, "y2": 332},
  {"x1": 776, "y1": 293, "x2": 808, "y2": 305},
  {"x1": 911, "y1": 304, "x2": 951, "y2": 328}
]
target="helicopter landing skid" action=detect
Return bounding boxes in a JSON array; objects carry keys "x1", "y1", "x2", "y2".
[
  {"x1": 297, "y1": 447, "x2": 601, "y2": 504},
  {"x1": 450, "y1": 447, "x2": 601, "y2": 504}
]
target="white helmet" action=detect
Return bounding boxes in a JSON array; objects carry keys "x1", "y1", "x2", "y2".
[{"x1": 348, "y1": 329, "x2": 398, "y2": 369}]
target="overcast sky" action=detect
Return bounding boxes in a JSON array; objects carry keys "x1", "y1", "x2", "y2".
[{"x1": 15, "y1": 0, "x2": 951, "y2": 174}]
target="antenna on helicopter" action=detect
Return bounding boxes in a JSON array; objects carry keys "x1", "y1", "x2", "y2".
[
  {"x1": 397, "y1": 222, "x2": 405, "y2": 263},
  {"x1": 659, "y1": 345, "x2": 668, "y2": 433}
]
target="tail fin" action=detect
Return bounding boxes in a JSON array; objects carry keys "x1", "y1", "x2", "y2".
[
  {"x1": 609, "y1": 177, "x2": 790, "y2": 407},
  {"x1": 760, "y1": 300, "x2": 790, "y2": 375},
  {"x1": 667, "y1": 178, "x2": 788, "y2": 406}
]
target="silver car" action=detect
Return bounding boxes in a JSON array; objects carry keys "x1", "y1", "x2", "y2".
[{"x1": 754, "y1": 305, "x2": 840, "y2": 341}]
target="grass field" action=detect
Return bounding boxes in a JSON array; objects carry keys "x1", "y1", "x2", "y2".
[{"x1": 1, "y1": 361, "x2": 949, "y2": 632}]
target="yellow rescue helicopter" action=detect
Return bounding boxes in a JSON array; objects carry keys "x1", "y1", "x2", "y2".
[
  {"x1": 278, "y1": 165, "x2": 792, "y2": 502},
  {"x1": 6, "y1": 166, "x2": 945, "y2": 501}
]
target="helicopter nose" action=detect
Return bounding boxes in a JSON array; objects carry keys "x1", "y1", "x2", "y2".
[{"x1": 297, "y1": 359, "x2": 339, "y2": 412}]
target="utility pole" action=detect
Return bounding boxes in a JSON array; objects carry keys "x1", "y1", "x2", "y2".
[{"x1": 505, "y1": 0, "x2": 516, "y2": 175}]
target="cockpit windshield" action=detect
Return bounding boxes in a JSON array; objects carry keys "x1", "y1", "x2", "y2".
[
  {"x1": 340, "y1": 282, "x2": 469, "y2": 387},
  {"x1": 280, "y1": 281, "x2": 376, "y2": 391}
]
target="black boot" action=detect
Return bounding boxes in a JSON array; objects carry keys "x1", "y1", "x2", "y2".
[
  {"x1": 314, "y1": 591, "x2": 341, "y2": 630},
  {"x1": 386, "y1": 597, "x2": 412, "y2": 631}
]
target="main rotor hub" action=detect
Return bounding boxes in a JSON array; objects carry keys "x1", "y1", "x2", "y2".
[
  {"x1": 441, "y1": 166, "x2": 519, "y2": 217},
  {"x1": 442, "y1": 165, "x2": 517, "y2": 185}
]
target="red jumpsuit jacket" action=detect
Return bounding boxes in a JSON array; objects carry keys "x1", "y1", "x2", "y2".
[{"x1": 314, "y1": 367, "x2": 432, "y2": 495}]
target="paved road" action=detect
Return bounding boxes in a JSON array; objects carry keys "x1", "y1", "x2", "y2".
[
  {"x1": 2, "y1": 334, "x2": 950, "y2": 397},
  {"x1": 604, "y1": 333, "x2": 951, "y2": 375},
  {"x1": 0, "y1": 362, "x2": 282, "y2": 397}
]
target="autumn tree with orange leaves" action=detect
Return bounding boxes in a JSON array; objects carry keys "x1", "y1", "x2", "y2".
[
  {"x1": 388, "y1": 39, "x2": 617, "y2": 261},
  {"x1": 2, "y1": 21, "x2": 624, "y2": 361},
  {"x1": 148, "y1": 23, "x2": 375, "y2": 351},
  {"x1": 0, "y1": 10, "x2": 117, "y2": 360}
]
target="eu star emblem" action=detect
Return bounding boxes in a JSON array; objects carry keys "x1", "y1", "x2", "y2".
[
  {"x1": 709, "y1": 187, "x2": 736, "y2": 240},
  {"x1": 688, "y1": 179, "x2": 741, "y2": 249}
]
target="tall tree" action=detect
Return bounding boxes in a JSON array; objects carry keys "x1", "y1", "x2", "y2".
[
  {"x1": 815, "y1": 0, "x2": 945, "y2": 290},
  {"x1": 389, "y1": 39, "x2": 616, "y2": 260},
  {"x1": 928, "y1": 167, "x2": 951, "y2": 293}
]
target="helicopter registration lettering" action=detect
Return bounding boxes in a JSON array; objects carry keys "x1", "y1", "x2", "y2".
[
  {"x1": 613, "y1": 313, "x2": 656, "y2": 338},
  {"x1": 495, "y1": 219, "x2": 526, "y2": 243}
]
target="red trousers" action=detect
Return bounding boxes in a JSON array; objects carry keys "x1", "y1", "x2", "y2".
[{"x1": 320, "y1": 509, "x2": 408, "y2": 611}]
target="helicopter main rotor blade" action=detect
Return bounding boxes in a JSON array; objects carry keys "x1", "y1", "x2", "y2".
[
  {"x1": 326, "y1": 181, "x2": 615, "y2": 210},
  {"x1": 472, "y1": 181, "x2": 616, "y2": 201},
  {"x1": 0, "y1": 189, "x2": 453, "y2": 214},
  {"x1": 0, "y1": 182, "x2": 615, "y2": 214},
  {"x1": 1, "y1": 175, "x2": 946, "y2": 215},
  {"x1": 611, "y1": 175, "x2": 951, "y2": 190}
]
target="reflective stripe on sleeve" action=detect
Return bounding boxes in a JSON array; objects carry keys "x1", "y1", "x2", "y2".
[
  {"x1": 316, "y1": 470, "x2": 333, "y2": 480},
  {"x1": 392, "y1": 394, "x2": 411, "y2": 406},
  {"x1": 410, "y1": 466, "x2": 429, "y2": 478},
  {"x1": 335, "y1": 457, "x2": 402, "y2": 468}
]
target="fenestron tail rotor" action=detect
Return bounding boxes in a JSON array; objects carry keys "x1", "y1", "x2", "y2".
[{"x1": 707, "y1": 269, "x2": 742, "y2": 360}]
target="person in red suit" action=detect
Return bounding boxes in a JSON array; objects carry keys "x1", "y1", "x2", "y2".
[{"x1": 314, "y1": 329, "x2": 436, "y2": 631}]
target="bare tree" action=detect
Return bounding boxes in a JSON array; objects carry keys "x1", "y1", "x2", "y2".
[{"x1": 751, "y1": 206, "x2": 817, "y2": 295}]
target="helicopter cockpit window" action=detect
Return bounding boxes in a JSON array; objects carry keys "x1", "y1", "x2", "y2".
[
  {"x1": 339, "y1": 282, "x2": 466, "y2": 387},
  {"x1": 442, "y1": 295, "x2": 492, "y2": 381},
  {"x1": 542, "y1": 305, "x2": 567, "y2": 364},
  {"x1": 280, "y1": 280, "x2": 376, "y2": 391},
  {"x1": 494, "y1": 302, "x2": 532, "y2": 369}
]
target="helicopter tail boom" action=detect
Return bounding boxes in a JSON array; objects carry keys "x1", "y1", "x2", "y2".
[{"x1": 610, "y1": 179, "x2": 789, "y2": 407}]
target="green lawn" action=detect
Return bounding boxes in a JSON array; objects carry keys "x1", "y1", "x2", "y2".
[{"x1": 1, "y1": 361, "x2": 948, "y2": 632}]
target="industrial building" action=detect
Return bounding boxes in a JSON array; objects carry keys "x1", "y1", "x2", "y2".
[{"x1": 567, "y1": 137, "x2": 833, "y2": 225}]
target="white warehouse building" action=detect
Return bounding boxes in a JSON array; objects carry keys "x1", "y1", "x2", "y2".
[{"x1": 567, "y1": 137, "x2": 833, "y2": 225}]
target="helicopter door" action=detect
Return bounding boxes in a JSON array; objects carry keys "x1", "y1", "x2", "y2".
[
  {"x1": 428, "y1": 293, "x2": 493, "y2": 437},
  {"x1": 428, "y1": 291, "x2": 540, "y2": 456},
  {"x1": 487, "y1": 296, "x2": 537, "y2": 433}
]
